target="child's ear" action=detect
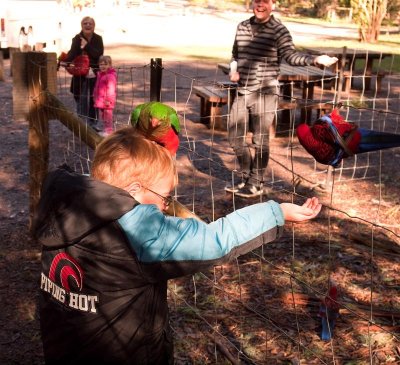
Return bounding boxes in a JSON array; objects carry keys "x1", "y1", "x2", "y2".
[{"x1": 126, "y1": 182, "x2": 142, "y2": 196}]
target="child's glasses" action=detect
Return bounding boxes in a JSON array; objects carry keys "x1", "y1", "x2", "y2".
[{"x1": 145, "y1": 187, "x2": 173, "y2": 207}]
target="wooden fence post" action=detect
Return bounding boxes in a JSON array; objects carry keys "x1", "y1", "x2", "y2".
[
  {"x1": 40, "y1": 91, "x2": 103, "y2": 150},
  {"x1": 26, "y1": 52, "x2": 57, "y2": 230},
  {"x1": 336, "y1": 46, "x2": 347, "y2": 102},
  {"x1": 150, "y1": 58, "x2": 162, "y2": 101},
  {"x1": 13, "y1": 52, "x2": 57, "y2": 120},
  {"x1": 12, "y1": 52, "x2": 29, "y2": 120},
  {"x1": 9, "y1": 47, "x2": 19, "y2": 77},
  {"x1": 0, "y1": 51, "x2": 4, "y2": 81}
]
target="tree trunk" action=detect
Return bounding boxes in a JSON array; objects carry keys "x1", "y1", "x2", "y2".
[{"x1": 352, "y1": 0, "x2": 388, "y2": 43}]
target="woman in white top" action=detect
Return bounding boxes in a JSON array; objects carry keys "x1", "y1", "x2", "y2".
[
  {"x1": 19, "y1": 26, "x2": 28, "y2": 52},
  {"x1": 27, "y1": 25, "x2": 35, "y2": 51}
]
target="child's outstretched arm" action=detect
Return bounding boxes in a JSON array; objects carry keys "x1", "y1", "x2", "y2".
[
  {"x1": 280, "y1": 197, "x2": 321, "y2": 223},
  {"x1": 119, "y1": 197, "x2": 322, "y2": 280}
]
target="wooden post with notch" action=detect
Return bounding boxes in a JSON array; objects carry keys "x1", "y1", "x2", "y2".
[
  {"x1": 26, "y1": 52, "x2": 54, "y2": 230},
  {"x1": 0, "y1": 50, "x2": 4, "y2": 81},
  {"x1": 24, "y1": 51, "x2": 104, "y2": 231}
]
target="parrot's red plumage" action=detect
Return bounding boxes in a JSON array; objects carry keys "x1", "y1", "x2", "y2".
[
  {"x1": 155, "y1": 128, "x2": 180, "y2": 155},
  {"x1": 318, "y1": 284, "x2": 340, "y2": 341}
]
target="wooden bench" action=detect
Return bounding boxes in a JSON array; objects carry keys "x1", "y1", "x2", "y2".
[
  {"x1": 342, "y1": 70, "x2": 386, "y2": 93},
  {"x1": 193, "y1": 83, "x2": 298, "y2": 131},
  {"x1": 193, "y1": 85, "x2": 333, "y2": 133},
  {"x1": 275, "y1": 100, "x2": 334, "y2": 136},
  {"x1": 298, "y1": 101, "x2": 335, "y2": 121},
  {"x1": 193, "y1": 85, "x2": 231, "y2": 130}
]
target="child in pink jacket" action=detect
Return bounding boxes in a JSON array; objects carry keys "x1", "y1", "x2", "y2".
[{"x1": 93, "y1": 55, "x2": 117, "y2": 136}]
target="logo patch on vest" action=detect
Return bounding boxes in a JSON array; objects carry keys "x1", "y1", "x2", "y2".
[{"x1": 40, "y1": 253, "x2": 99, "y2": 313}]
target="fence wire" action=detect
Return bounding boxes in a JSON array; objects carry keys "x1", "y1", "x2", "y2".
[{"x1": 35, "y1": 55, "x2": 400, "y2": 363}]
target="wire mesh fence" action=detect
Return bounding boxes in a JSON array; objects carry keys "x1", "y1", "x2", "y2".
[{"x1": 27, "y1": 53, "x2": 400, "y2": 363}]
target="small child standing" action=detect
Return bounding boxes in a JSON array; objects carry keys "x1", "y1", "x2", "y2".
[{"x1": 93, "y1": 55, "x2": 117, "y2": 136}]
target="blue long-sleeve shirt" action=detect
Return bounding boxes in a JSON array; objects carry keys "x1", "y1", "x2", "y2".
[{"x1": 119, "y1": 201, "x2": 284, "y2": 264}]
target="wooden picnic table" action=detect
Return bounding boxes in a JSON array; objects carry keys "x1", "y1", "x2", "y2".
[
  {"x1": 303, "y1": 47, "x2": 391, "y2": 91},
  {"x1": 217, "y1": 62, "x2": 336, "y2": 122}
]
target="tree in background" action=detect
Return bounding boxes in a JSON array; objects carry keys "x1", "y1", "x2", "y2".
[
  {"x1": 281, "y1": 0, "x2": 351, "y2": 18},
  {"x1": 314, "y1": 0, "x2": 339, "y2": 18},
  {"x1": 276, "y1": 0, "x2": 298, "y2": 14},
  {"x1": 351, "y1": 0, "x2": 388, "y2": 42}
]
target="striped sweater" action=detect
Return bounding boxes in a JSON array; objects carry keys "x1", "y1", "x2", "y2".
[{"x1": 232, "y1": 15, "x2": 317, "y2": 94}]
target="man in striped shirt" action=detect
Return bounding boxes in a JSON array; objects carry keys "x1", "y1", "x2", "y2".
[{"x1": 225, "y1": 0, "x2": 338, "y2": 198}]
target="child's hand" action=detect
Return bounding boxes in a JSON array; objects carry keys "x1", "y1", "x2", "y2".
[{"x1": 280, "y1": 197, "x2": 322, "y2": 223}]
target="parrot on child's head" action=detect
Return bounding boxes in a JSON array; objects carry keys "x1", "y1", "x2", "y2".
[{"x1": 130, "y1": 101, "x2": 180, "y2": 155}]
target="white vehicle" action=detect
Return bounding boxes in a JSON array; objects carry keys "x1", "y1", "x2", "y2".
[{"x1": 0, "y1": 0, "x2": 63, "y2": 56}]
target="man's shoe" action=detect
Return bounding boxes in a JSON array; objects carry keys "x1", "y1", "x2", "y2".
[
  {"x1": 234, "y1": 184, "x2": 264, "y2": 198},
  {"x1": 225, "y1": 182, "x2": 245, "y2": 193}
]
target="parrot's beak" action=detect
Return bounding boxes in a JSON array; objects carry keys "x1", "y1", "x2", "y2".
[{"x1": 151, "y1": 117, "x2": 160, "y2": 128}]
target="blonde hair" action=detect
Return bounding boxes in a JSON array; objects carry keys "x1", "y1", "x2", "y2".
[
  {"x1": 99, "y1": 55, "x2": 112, "y2": 66},
  {"x1": 91, "y1": 128, "x2": 177, "y2": 190},
  {"x1": 81, "y1": 16, "x2": 95, "y2": 27}
]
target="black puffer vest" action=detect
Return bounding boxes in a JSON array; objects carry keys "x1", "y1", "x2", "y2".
[{"x1": 33, "y1": 166, "x2": 173, "y2": 364}]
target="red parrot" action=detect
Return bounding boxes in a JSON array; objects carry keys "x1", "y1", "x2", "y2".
[
  {"x1": 296, "y1": 109, "x2": 400, "y2": 167},
  {"x1": 318, "y1": 284, "x2": 340, "y2": 341},
  {"x1": 296, "y1": 109, "x2": 360, "y2": 166},
  {"x1": 130, "y1": 102, "x2": 180, "y2": 155}
]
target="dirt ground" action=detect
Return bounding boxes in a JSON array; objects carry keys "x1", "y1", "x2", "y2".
[
  {"x1": 0, "y1": 58, "x2": 43, "y2": 363},
  {"x1": 1, "y1": 47, "x2": 400, "y2": 365}
]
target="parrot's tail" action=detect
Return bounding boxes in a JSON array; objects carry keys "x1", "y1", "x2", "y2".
[
  {"x1": 358, "y1": 128, "x2": 400, "y2": 153},
  {"x1": 321, "y1": 317, "x2": 335, "y2": 341}
]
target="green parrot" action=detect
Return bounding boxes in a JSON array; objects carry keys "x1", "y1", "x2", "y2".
[{"x1": 130, "y1": 101, "x2": 181, "y2": 154}]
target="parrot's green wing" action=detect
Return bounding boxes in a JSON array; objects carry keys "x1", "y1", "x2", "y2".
[
  {"x1": 130, "y1": 103, "x2": 145, "y2": 126},
  {"x1": 169, "y1": 110, "x2": 180, "y2": 134}
]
